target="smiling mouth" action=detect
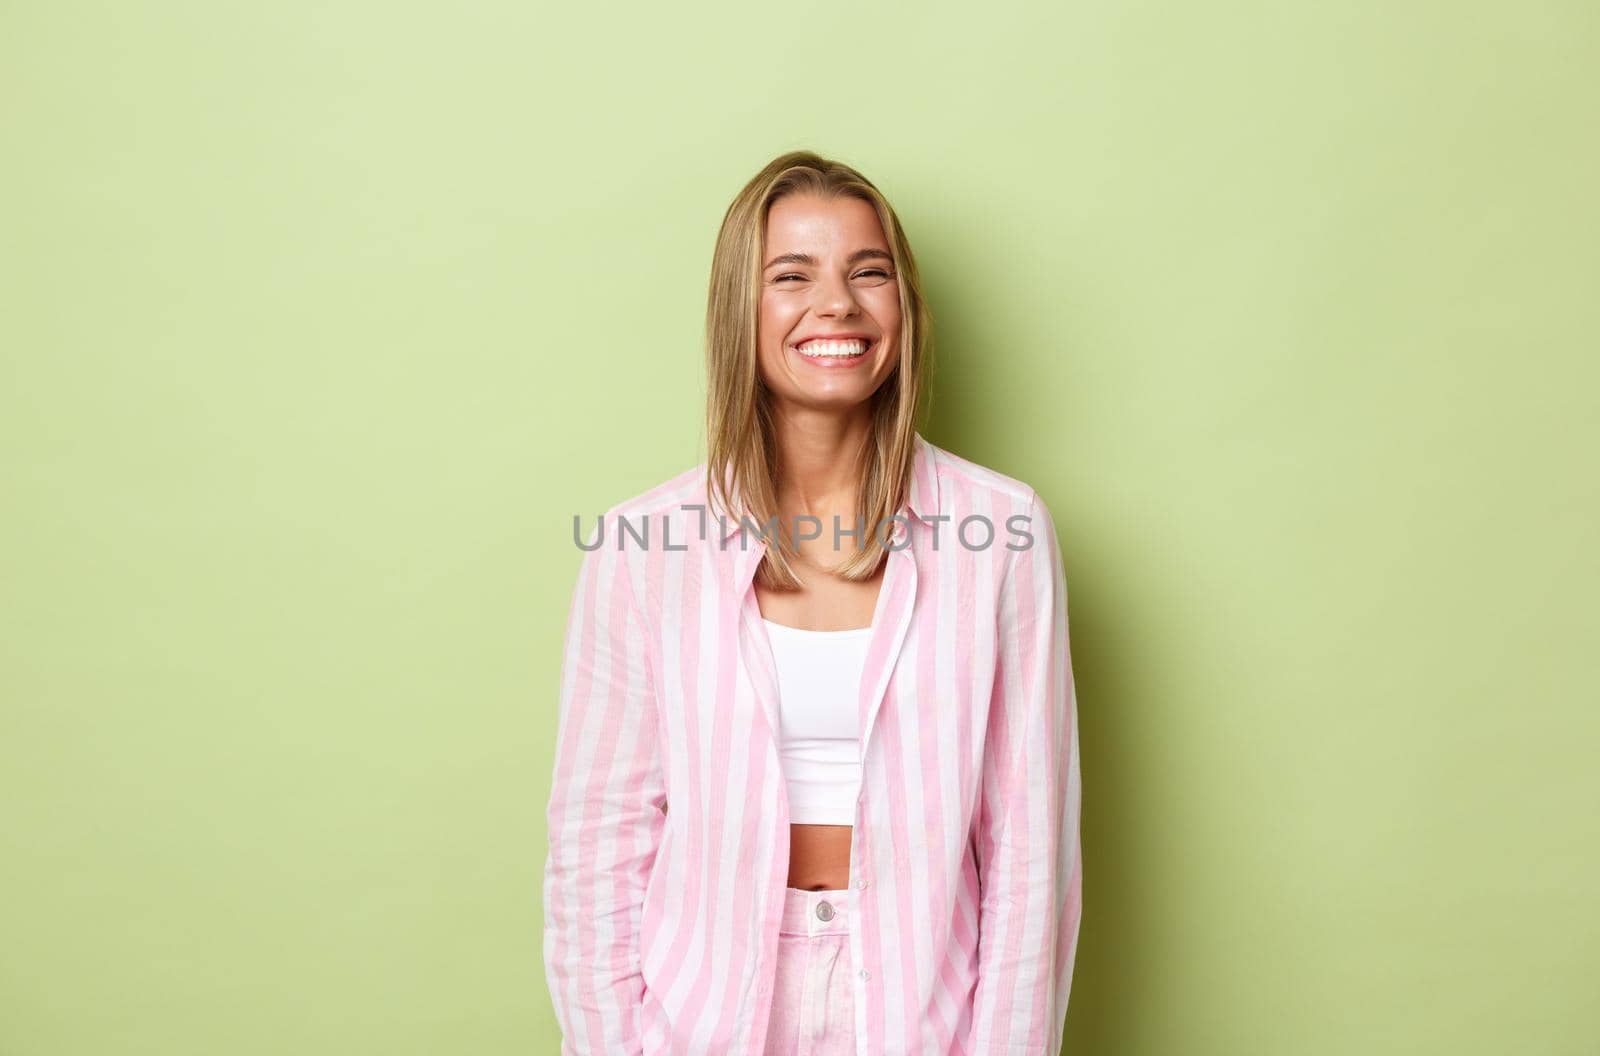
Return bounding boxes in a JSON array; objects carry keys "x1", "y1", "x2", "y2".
[{"x1": 793, "y1": 338, "x2": 872, "y2": 359}]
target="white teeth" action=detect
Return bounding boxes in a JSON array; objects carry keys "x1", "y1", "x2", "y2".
[{"x1": 796, "y1": 339, "x2": 869, "y2": 358}]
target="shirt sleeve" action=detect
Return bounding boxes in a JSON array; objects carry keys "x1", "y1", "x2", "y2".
[
  {"x1": 543, "y1": 512, "x2": 668, "y2": 1055},
  {"x1": 969, "y1": 489, "x2": 1085, "y2": 1054}
]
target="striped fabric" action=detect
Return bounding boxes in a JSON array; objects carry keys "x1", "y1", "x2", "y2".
[{"x1": 544, "y1": 432, "x2": 1083, "y2": 1055}]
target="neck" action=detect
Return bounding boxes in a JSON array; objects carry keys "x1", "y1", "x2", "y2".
[{"x1": 768, "y1": 406, "x2": 874, "y2": 548}]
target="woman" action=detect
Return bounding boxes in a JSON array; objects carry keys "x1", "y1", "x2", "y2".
[{"x1": 544, "y1": 150, "x2": 1083, "y2": 1055}]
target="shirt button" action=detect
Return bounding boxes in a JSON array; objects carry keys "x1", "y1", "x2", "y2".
[
  {"x1": 857, "y1": 878, "x2": 869, "y2": 889},
  {"x1": 859, "y1": 969, "x2": 870, "y2": 980}
]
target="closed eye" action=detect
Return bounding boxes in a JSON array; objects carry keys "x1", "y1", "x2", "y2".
[{"x1": 774, "y1": 269, "x2": 891, "y2": 283}]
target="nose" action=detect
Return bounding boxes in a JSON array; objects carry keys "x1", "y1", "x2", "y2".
[{"x1": 812, "y1": 270, "x2": 860, "y2": 318}]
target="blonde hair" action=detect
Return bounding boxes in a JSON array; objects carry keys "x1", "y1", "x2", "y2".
[{"x1": 704, "y1": 150, "x2": 933, "y2": 590}]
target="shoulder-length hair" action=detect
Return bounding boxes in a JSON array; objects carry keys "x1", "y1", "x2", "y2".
[{"x1": 704, "y1": 149, "x2": 933, "y2": 590}]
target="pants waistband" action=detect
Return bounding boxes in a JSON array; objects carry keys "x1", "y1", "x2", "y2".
[{"x1": 780, "y1": 886, "x2": 852, "y2": 937}]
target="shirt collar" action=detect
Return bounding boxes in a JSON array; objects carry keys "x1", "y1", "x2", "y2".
[{"x1": 711, "y1": 431, "x2": 940, "y2": 543}]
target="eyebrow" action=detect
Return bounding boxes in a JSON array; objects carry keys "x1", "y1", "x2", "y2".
[{"x1": 763, "y1": 248, "x2": 894, "y2": 271}]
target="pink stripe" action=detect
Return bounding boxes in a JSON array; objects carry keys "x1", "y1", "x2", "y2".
[
  {"x1": 984, "y1": 490, "x2": 1028, "y2": 1036},
  {"x1": 651, "y1": 537, "x2": 704, "y2": 1045},
  {"x1": 916, "y1": 529, "x2": 965, "y2": 1050},
  {"x1": 670, "y1": 550, "x2": 740, "y2": 1043},
  {"x1": 638, "y1": 530, "x2": 672, "y2": 1047},
  {"x1": 1026, "y1": 488, "x2": 1057, "y2": 1049},
  {"x1": 546, "y1": 527, "x2": 599, "y2": 1050},
  {"x1": 549, "y1": 527, "x2": 596, "y2": 1048},
  {"x1": 949, "y1": 471, "x2": 982, "y2": 1049},
  {"x1": 855, "y1": 557, "x2": 912, "y2": 1054},
  {"x1": 873, "y1": 562, "x2": 922, "y2": 1043}
]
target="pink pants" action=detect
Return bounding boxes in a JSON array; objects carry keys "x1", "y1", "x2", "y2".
[{"x1": 762, "y1": 886, "x2": 858, "y2": 1055}]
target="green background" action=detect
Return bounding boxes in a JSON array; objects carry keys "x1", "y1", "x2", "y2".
[{"x1": 2, "y1": 1, "x2": 1595, "y2": 1053}]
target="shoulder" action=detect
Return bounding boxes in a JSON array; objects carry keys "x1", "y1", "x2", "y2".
[
  {"x1": 918, "y1": 438, "x2": 1065, "y2": 568},
  {"x1": 602, "y1": 462, "x2": 707, "y2": 524},
  {"x1": 576, "y1": 461, "x2": 708, "y2": 556},
  {"x1": 921, "y1": 436, "x2": 1042, "y2": 518}
]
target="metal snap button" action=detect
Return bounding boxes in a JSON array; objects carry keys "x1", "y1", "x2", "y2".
[{"x1": 816, "y1": 900, "x2": 835, "y2": 921}]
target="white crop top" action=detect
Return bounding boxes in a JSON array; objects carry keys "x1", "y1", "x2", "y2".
[{"x1": 761, "y1": 618, "x2": 870, "y2": 826}]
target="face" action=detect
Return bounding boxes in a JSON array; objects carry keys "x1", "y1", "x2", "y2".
[{"x1": 756, "y1": 193, "x2": 902, "y2": 415}]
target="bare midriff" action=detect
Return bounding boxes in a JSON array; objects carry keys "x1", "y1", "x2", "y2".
[{"x1": 787, "y1": 823, "x2": 853, "y2": 890}]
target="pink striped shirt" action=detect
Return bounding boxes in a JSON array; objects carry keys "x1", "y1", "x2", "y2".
[{"x1": 543, "y1": 432, "x2": 1083, "y2": 1054}]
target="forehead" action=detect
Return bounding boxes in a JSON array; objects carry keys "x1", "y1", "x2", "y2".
[{"x1": 764, "y1": 194, "x2": 889, "y2": 252}]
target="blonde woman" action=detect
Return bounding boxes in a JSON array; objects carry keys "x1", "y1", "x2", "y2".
[{"x1": 544, "y1": 150, "x2": 1083, "y2": 1054}]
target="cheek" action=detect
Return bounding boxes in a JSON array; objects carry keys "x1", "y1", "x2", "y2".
[
  {"x1": 756, "y1": 298, "x2": 795, "y2": 382},
  {"x1": 758, "y1": 296, "x2": 797, "y2": 348},
  {"x1": 869, "y1": 289, "x2": 903, "y2": 337}
]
